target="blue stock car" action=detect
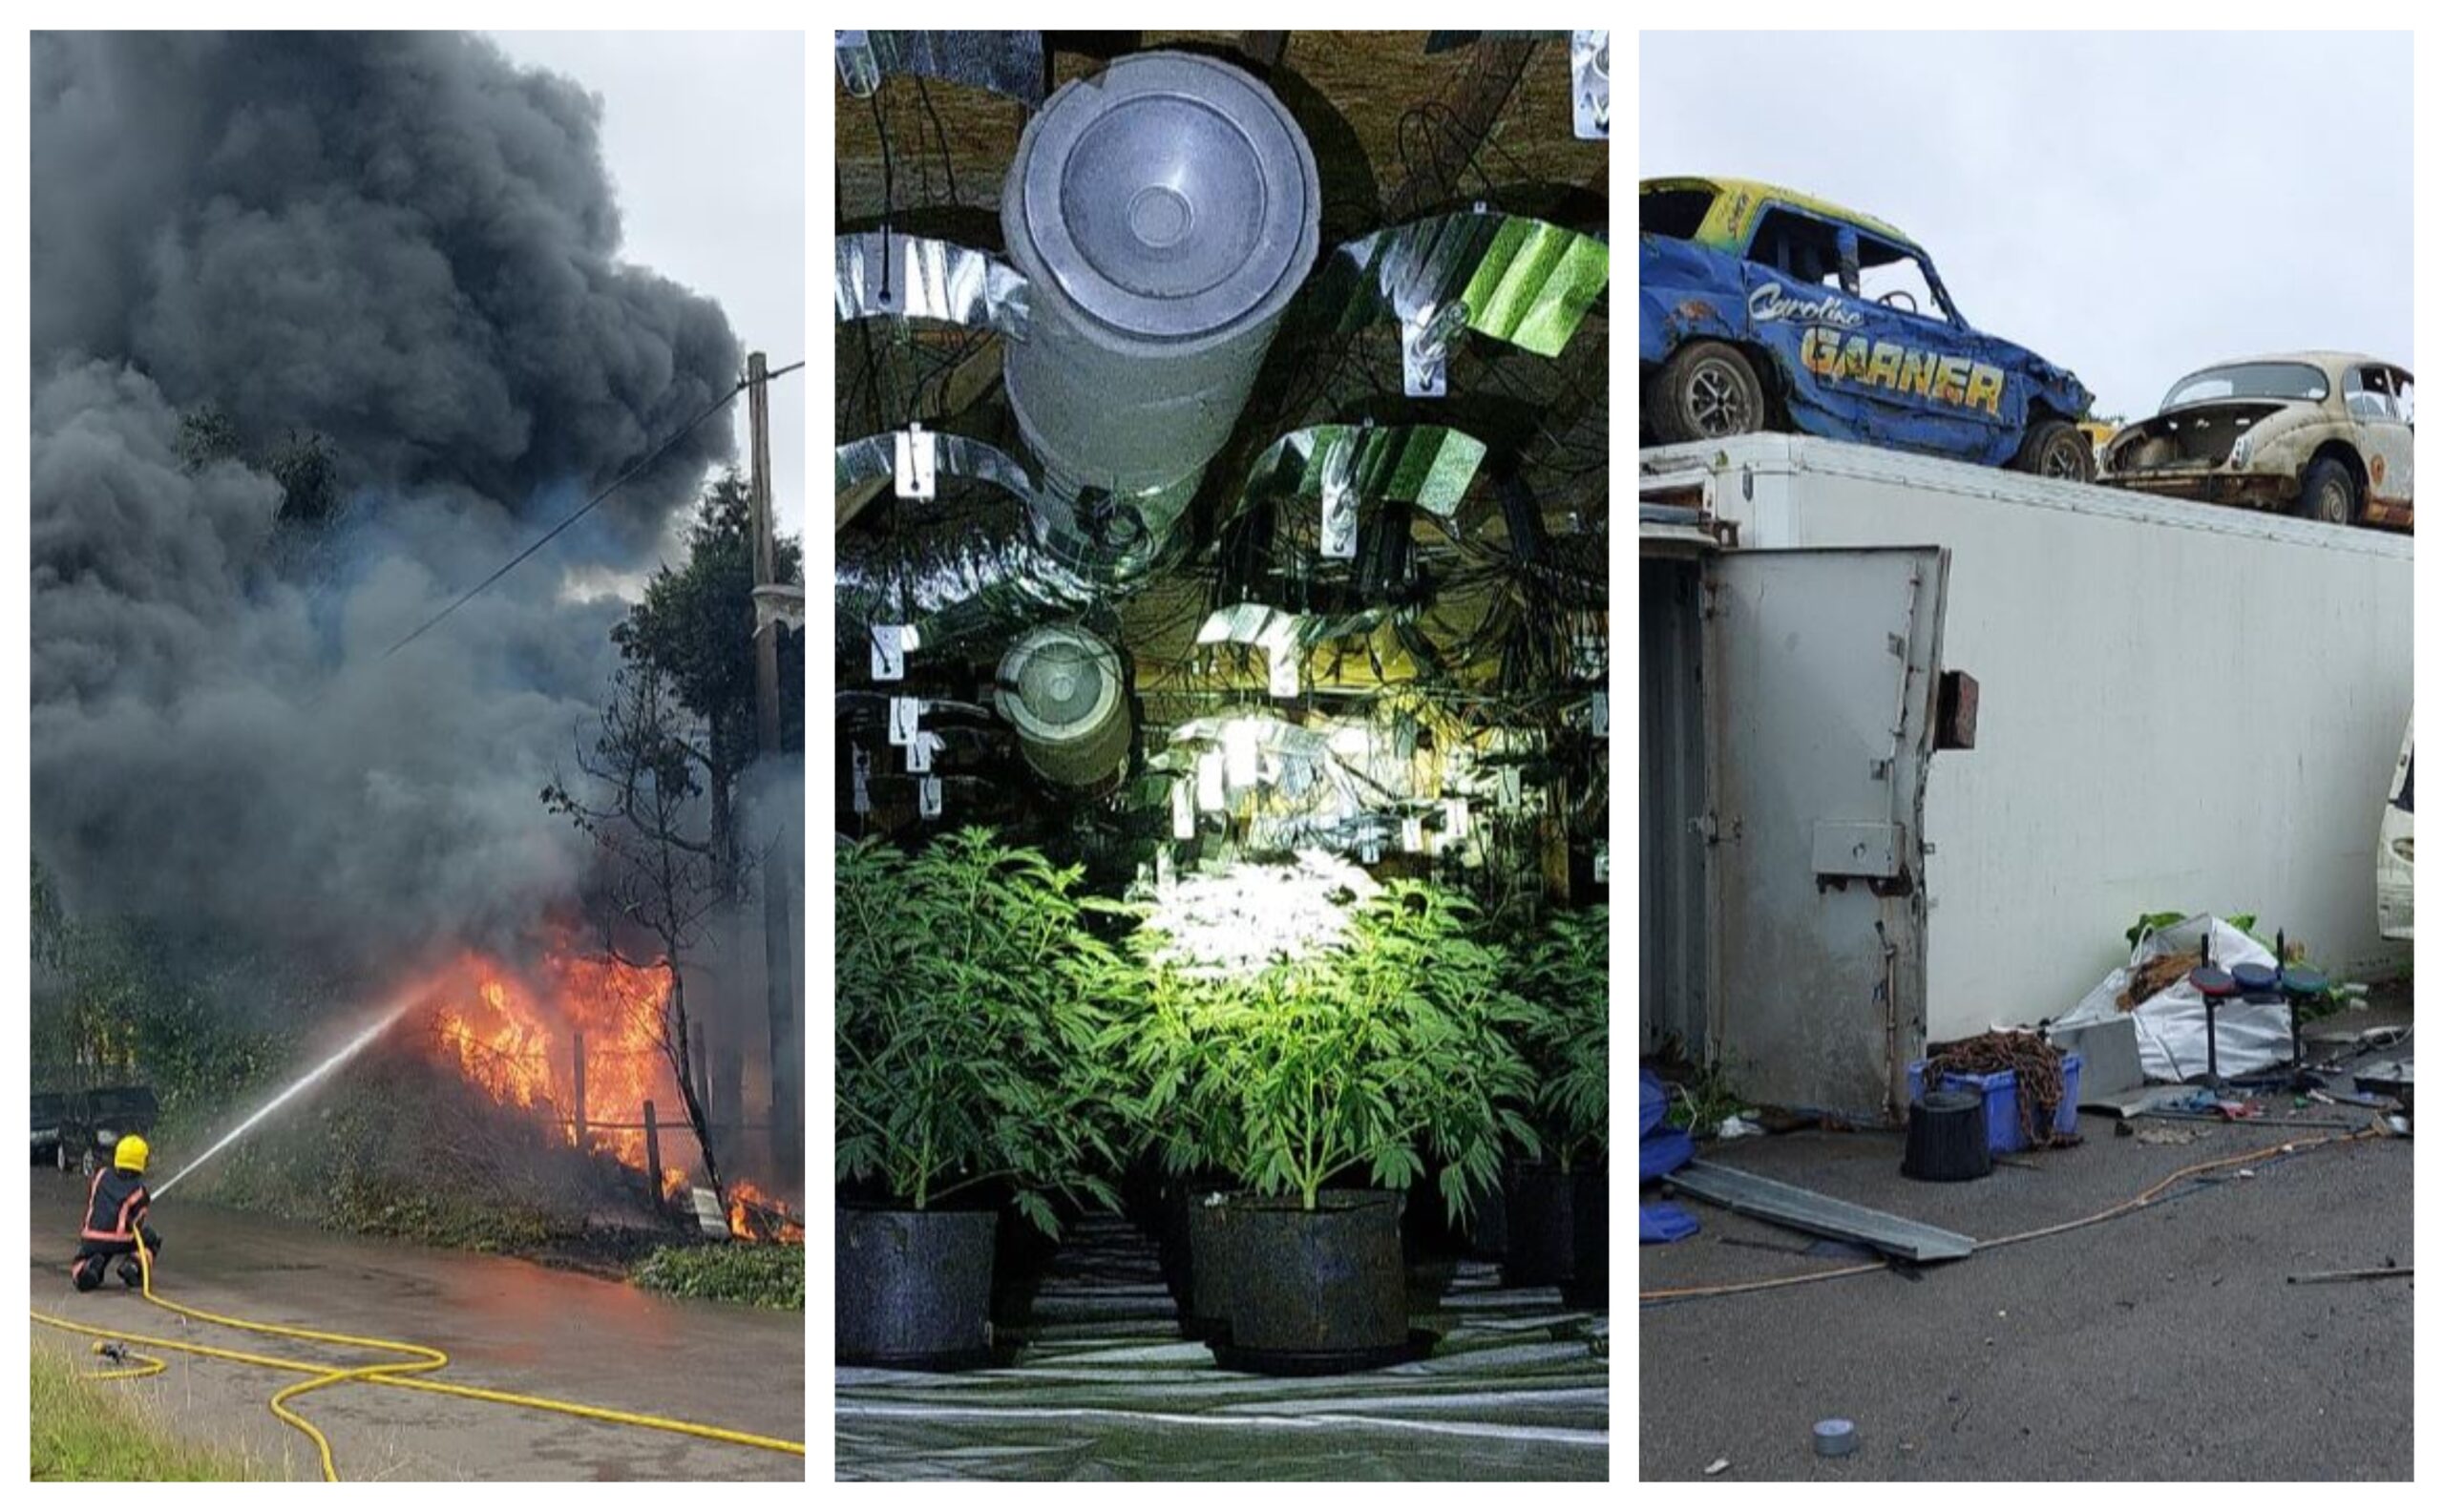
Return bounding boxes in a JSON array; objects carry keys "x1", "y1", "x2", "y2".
[{"x1": 1640, "y1": 177, "x2": 2096, "y2": 480}]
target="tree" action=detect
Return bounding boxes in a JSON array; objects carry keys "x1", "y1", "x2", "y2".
[
  {"x1": 542, "y1": 663, "x2": 734, "y2": 1207},
  {"x1": 267, "y1": 430, "x2": 341, "y2": 525},
  {"x1": 176, "y1": 405, "x2": 244, "y2": 473},
  {"x1": 611, "y1": 470, "x2": 805, "y2": 892},
  {"x1": 175, "y1": 406, "x2": 342, "y2": 528},
  {"x1": 612, "y1": 471, "x2": 808, "y2": 1181}
]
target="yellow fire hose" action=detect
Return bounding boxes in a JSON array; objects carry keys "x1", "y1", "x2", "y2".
[{"x1": 31, "y1": 1233, "x2": 804, "y2": 1480}]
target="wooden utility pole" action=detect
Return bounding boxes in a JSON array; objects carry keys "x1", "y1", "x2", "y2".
[{"x1": 746, "y1": 351, "x2": 802, "y2": 1184}]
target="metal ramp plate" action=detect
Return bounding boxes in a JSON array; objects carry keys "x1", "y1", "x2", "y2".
[{"x1": 1663, "y1": 1159, "x2": 1976, "y2": 1262}]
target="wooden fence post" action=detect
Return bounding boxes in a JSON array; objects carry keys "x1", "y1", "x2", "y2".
[{"x1": 643, "y1": 1099, "x2": 664, "y2": 1212}]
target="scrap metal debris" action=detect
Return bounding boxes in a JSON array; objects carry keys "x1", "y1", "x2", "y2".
[
  {"x1": 1663, "y1": 1160, "x2": 1975, "y2": 1263},
  {"x1": 1919, "y1": 1029, "x2": 2070, "y2": 1149}
]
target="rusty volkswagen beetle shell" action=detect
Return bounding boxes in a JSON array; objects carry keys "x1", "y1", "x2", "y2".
[{"x1": 2099, "y1": 351, "x2": 2413, "y2": 530}]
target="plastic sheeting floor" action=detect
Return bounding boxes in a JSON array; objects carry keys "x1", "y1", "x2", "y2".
[{"x1": 836, "y1": 1215, "x2": 1610, "y2": 1480}]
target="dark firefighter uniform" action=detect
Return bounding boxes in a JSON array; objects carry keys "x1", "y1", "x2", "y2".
[{"x1": 74, "y1": 1133, "x2": 160, "y2": 1292}]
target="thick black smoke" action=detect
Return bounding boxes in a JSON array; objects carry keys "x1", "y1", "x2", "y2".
[{"x1": 31, "y1": 32, "x2": 743, "y2": 971}]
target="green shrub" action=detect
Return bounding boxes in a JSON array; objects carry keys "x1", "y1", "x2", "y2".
[{"x1": 633, "y1": 1242, "x2": 805, "y2": 1310}]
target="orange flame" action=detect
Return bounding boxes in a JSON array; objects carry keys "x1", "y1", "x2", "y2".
[
  {"x1": 419, "y1": 937, "x2": 794, "y2": 1243},
  {"x1": 727, "y1": 1178, "x2": 805, "y2": 1243},
  {"x1": 426, "y1": 945, "x2": 678, "y2": 1171}
]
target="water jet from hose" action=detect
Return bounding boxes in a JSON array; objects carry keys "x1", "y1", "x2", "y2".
[{"x1": 154, "y1": 999, "x2": 413, "y2": 1197}]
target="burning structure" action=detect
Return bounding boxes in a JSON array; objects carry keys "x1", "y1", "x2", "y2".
[
  {"x1": 30, "y1": 32, "x2": 803, "y2": 1244},
  {"x1": 422, "y1": 939, "x2": 802, "y2": 1240}
]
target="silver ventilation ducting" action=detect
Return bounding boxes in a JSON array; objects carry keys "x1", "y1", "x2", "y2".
[
  {"x1": 833, "y1": 432, "x2": 1102, "y2": 657},
  {"x1": 1000, "y1": 51, "x2": 1321, "y2": 555},
  {"x1": 996, "y1": 624, "x2": 1134, "y2": 788},
  {"x1": 834, "y1": 51, "x2": 1326, "y2": 671}
]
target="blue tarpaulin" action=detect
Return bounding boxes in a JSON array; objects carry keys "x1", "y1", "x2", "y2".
[
  {"x1": 1638, "y1": 1127, "x2": 1694, "y2": 1183},
  {"x1": 1639, "y1": 1202, "x2": 1698, "y2": 1245},
  {"x1": 1638, "y1": 1069, "x2": 1698, "y2": 1242}
]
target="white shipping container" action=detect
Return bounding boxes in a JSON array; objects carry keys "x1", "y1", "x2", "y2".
[{"x1": 1639, "y1": 434, "x2": 2411, "y2": 1116}]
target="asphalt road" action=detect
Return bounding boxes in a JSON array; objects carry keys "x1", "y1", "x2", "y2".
[
  {"x1": 29, "y1": 1175, "x2": 804, "y2": 1480},
  {"x1": 1639, "y1": 1102, "x2": 2412, "y2": 1480}
]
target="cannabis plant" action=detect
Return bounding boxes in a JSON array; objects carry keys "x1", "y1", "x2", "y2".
[
  {"x1": 1511, "y1": 907, "x2": 1610, "y2": 1172},
  {"x1": 835, "y1": 829, "x2": 1125, "y2": 1238},
  {"x1": 1098, "y1": 941, "x2": 1254, "y2": 1183},
  {"x1": 1116, "y1": 879, "x2": 1539, "y2": 1225}
]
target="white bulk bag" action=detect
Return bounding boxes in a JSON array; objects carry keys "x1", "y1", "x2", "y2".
[{"x1": 2056, "y1": 914, "x2": 2293, "y2": 1082}]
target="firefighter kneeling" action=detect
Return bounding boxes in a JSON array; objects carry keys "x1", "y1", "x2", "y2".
[{"x1": 74, "y1": 1133, "x2": 162, "y2": 1292}]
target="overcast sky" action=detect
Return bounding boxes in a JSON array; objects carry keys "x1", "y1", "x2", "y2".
[
  {"x1": 492, "y1": 31, "x2": 806, "y2": 542},
  {"x1": 1641, "y1": 32, "x2": 2412, "y2": 420}
]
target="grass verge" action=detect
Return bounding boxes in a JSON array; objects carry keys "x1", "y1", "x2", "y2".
[
  {"x1": 633, "y1": 1242, "x2": 805, "y2": 1310},
  {"x1": 31, "y1": 1345, "x2": 264, "y2": 1480}
]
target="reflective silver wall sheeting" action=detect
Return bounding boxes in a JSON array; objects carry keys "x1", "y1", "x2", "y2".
[{"x1": 833, "y1": 509, "x2": 1103, "y2": 658}]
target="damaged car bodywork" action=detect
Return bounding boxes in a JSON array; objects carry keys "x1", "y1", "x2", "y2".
[
  {"x1": 2099, "y1": 352, "x2": 2414, "y2": 530},
  {"x1": 1640, "y1": 176, "x2": 2095, "y2": 478}
]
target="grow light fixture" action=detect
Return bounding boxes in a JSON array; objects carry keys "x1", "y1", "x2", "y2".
[
  {"x1": 1224, "y1": 719, "x2": 1263, "y2": 788},
  {"x1": 1196, "y1": 750, "x2": 1227, "y2": 812},
  {"x1": 1139, "y1": 851, "x2": 1380, "y2": 978}
]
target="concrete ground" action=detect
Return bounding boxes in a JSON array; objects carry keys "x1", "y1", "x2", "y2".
[
  {"x1": 29, "y1": 1176, "x2": 803, "y2": 1480},
  {"x1": 1639, "y1": 1035, "x2": 2412, "y2": 1480}
]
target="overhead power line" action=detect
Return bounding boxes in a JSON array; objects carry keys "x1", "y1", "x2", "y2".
[{"x1": 382, "y1": 359, "x2": 808, "y2": 659}]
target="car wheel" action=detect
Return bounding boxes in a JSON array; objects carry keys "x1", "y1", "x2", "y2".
[
  {"x1": 2012, "y1": 418, "x2": 2093, "y2": 483},
  {"x1": 2292, "y1": 457, "x2": 2359, "y2": 525},
  {"x1": 1654, "y1": 341, "x2": 1766, "y2": 443}
]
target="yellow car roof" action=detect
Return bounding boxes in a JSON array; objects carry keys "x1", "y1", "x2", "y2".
[{"x1": 1642, "y1": 176, "x2": 1921, "y2": 257}]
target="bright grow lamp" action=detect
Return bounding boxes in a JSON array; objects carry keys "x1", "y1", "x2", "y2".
[{"x1": 1139, "y1": 850, "x2": 1379, "y2": 978}]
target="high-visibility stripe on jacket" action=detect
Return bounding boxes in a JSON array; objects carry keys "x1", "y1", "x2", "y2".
[{"x1": 81, "y1": 1166, "x2": 151, "y2": 1242}]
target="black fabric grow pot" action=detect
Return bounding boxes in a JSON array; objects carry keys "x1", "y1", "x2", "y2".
[
  {"x1": 1156, "y1": 1175, "x2": 1228, "y2": 1316},
  {"x1": 1560, "y1": 1159, "x2": 1608, "y2": 1309},
  {"x1": 1903, "y1": 1091, "x2": 1991, "y2": 1182},
  {"x1": 1156, "y1": 1179, "x2": 1193, "y2": 1306},
  {"x1": 1502, "y1": 1161, "x2": 1576, "y2": 1288},
  {"x1": 1217, "y1": 1189, "x2": 1411, "y2": 1366},
  {"x1": 1181, "y1": 1187, "x2": 1245, "y2": 1340},
  {"x1": 836, "y1": 1206, "x2": 999, "y2": 1369}
]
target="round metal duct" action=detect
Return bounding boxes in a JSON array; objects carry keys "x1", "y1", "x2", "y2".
[
  {"x1": 995, "y1": 625, "x2": 1134, "y2": 788},
  {"x1": 1001, "y1": 52, "x2": 1320, "y2": 537}
]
